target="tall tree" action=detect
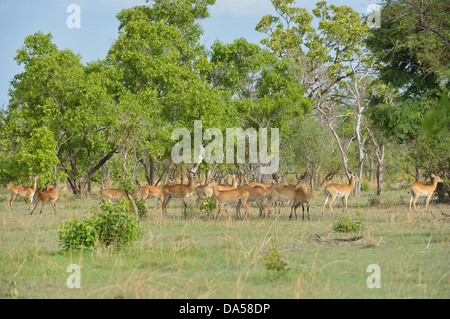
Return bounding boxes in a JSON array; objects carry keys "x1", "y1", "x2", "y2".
[
  {"x1": 3, "y1": 32, "x2": 118, "y2": 196},
  {"x1": 256, "y1": 0, "x2": 371, "y2": 191},
  {"x1": 108, "y1": 0, "x2": 230, "y2": 183}
]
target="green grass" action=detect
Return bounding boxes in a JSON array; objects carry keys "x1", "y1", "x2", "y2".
[{"x1": 0, "y1": 188, "x2": 449, "y2": 299}]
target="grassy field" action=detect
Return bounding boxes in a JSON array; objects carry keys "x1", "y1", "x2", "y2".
[{"x1": 0, "y1": 187, "x2": 449, "y2": 299}]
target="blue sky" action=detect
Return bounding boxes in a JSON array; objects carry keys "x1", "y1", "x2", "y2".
[{"x1": 0, "y1": 0, "x2": 371, "y2": 108}]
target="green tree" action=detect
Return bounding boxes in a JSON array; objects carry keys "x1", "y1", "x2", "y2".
[
  {"x1": 256, "y1": 0, "x2": 372, "y2": 191},
  {"x1": 3, "y1": 32, "x2": 118, "y2": 195},
  {"x1": 108, "y1": 0, "x2": 233, "y2": 184},
  {"x1": 366, "y1": 0, "x2": 449, "y2": 94}
]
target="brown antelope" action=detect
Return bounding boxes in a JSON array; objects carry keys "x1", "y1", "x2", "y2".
[
  {"x1": 292, "y1": 182, "x2": 312, "y2": 220},
  {"x1": 409, "y1": 174, "x2": 444, "y2": 215},
  {"x1": 234, "y1": 185, "x2": 265, "y2": 219},
  {"x1": 139, "y1": 185, "x2": 164, "y2": 209},
  {"x1": 97, "y1": 188, "x2": 142, "y2": 210},
  {"x1": 321, "y1": 172, "x2": 362, "y2": 215},
  {"x1": 195, "y1": 171, "x2": 241, "y2": 208},
  {"x1": 217, "y1": 172, "x2": 240, "y2": 191},
  {"x1": 237, "y1": 184, "x2": 278, "y2": 219},
  {"x1": 30, "y1": 186, "x2": 58, "y2": 215},
  {"x1": 206, "y1": 180, "x2": 250, "y2": 221},
  {"x1": 9, "y1": 176, "x2": 38, "y2": 211},
  {"x1": 161, "y1": 170, "x2": 202, "y2": 217},
  {"x1": 267, "y1": 185, "x2": 298, "y2": 218},
  {"x1": 241, "y1": 174, "x2": 293, "y2": 217},
  {"x1": 245, "y1": 181, "x2": 273, "y2": 189}
]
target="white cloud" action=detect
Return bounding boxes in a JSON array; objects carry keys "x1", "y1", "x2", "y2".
[{"x1": 210, "y1": 0, "x2": 273, "y2": 18}]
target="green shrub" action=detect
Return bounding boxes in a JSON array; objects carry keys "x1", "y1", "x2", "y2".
[
  {"x1": 58, "y1": 200, "x2": 143, "y2": 249},
  {"x1": 360, "y1": 182, "x2": 370, "y2": 192},
  {"x1": 332, "y1": 212, "x2": 364, "y2": 233},
  {"x1": 199, "y1": 196, "x2": 216, "y2": 216},
  {"x1": 134, "y1": 199, "x2": 149, "y2": 217},
  {"x1": 262, "y1": 246, "x2": 290, "y2": 279},
  {"x1": 58, "y1": 216, "x2": 98, "y2": 249}
]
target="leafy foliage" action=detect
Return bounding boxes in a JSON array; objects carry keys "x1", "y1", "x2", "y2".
[
  {"x1": 199, "y1": 195, "x2": 216, "y2": 216},
  {"x1": 262, "y1": 245, "x2": 290, "y2": 279},
  {"x1": 332, "y1": 212, "x2": 363, "y2": 233},
  {"x1": 58, "y1": 200, "x2": 143, "y2": 249}
]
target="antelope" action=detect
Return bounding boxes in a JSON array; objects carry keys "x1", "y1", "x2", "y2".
[
  {"x1": 194, "y1": 171, "x2": 240, "y2": 207},
  {"x1": 217, "y1": 172, "x2": 240, "y2": 191},
  {"x1": 206, "y1": 180, "x2": 249, "y2": 221},
  {"x1": 245, "y1": 181, "x2": 273, "y2": 189},
  {"x1": 97, "y1": 188, "x2": 142, "y2": 210},
  {"x1": 292, "y1": 182, "x2": 312, "y2": 220},
  {"x1": 234, "y1": 185, "x2": 268, "y2": 219},
  {"x1": 134, "y1": 178, "x2": 164, "y2": 209},
  {"x1": 9, "y1": 176, "x2": 38, "y2": 211},
  {"x1": 161, "y1": 169, "x2": 202, "y2": 217},
  {"x1": 30, "y1": 186, "x2": 58, "y2": 215},
  {"x1": 272, "y1": 173, "x2": 290, "y2": 186},
  {"x1": 139, "y1": 185, "x2": 164, "y2": 210},
  {"x1": 267, "y1": 185, "x2": 298, "y2": 218},
  {"x1": 322, "y1": 172, "x2": 362, "y2": 215},
  {"x1": 237, "y1": 184, "x2": 279, "y2": 219},
  {"x1": 409, "y1": 174, "x2": 444, "y2": 216}
]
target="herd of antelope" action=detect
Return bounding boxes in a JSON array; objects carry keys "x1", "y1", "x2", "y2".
[{"x1": 6, "y1": 170, "x2": 444, "y2": 220}]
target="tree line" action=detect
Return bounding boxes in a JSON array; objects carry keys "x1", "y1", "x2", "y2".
[{"x1": 0, "y1": 0, "x2": 448, "y2": 200}]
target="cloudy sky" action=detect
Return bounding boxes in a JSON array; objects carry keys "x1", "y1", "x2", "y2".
[{"x1": 0, "y1": 0, "x2": 371, "y2": 108}]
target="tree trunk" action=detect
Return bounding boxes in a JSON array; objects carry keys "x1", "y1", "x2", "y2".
[
  {"x1": 149, "y1": 156, "x2": 155, "y2": 186},
  {"x1": 376, "y1": 161, "x2": 383, "y2": 196},
  {"x1": 73, "y1": 148, "x2": 117, "y2": 198}
]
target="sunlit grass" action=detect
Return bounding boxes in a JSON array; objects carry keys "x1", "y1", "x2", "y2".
[{"x1": 0, "y1": 187, "x2": 448, "y2": 298}]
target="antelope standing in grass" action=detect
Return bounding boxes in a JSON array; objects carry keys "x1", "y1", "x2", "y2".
[
  {"x1": 194, "y1": 171, "x2": 240, "y2": 207},
  {"x1": 161, "y1": 169, "x2": 202, "y2": 217},
  {"x1": 135, "y1": 179, "x2": 164, "y2": 210},
  {"x1": 322, "y1": 172, "x2": 362, "y2": 215},
  {"x1": 409, "y1": 174, "x2": 443, "y2": 216},
  {"x1": 234, "y1": 185, "x2": 268, "y2": 219},
  {"x1": 139, "y1": 185, "x2": 164, "y2": 210},
  {"x1": 9, "y1": 176, "x2": 38, "y2": 211},
  {"x1": 206, "y1": 180, "x2": 250, "y2": 221},
  {"x1": 292, "y1": 182, "x2": 313, "y2": 220},
  {"x1": 30, "y1": 186, "x2": 58, "y2": 215},
  {"x1": 267, "y1": 185, "x2": 298, "y2": 218},
  {"x1": 238, "y1": 184, "x2": 279, "y2": 219}
]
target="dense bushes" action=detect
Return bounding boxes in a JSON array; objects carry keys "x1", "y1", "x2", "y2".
[
  {"x1": 58, "y1": 200, "x2": 143, "y2": 249},
  {"x1": 332, "y1": 212, "x2": 364, "y2": 233}
]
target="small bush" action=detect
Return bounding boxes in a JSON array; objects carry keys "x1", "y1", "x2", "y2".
[
  {"x1": 262, "y1": 246, "x2": 290, "y2": 279},
  {"x1": 360, "y1": 182, "x2": 370, "y2": 192},
  {"x1": 58, "y1": 200, "x2": 143, "y2": 249},
  {"x1": 199, "y1": 196, "x2": 216, "y2": 216},
  {"x1": 333, "y1": 213, "x2": 364, "y2": 233},
  {"x1": 134, "y1": 199, "x2": 149, "y2": 217}
]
